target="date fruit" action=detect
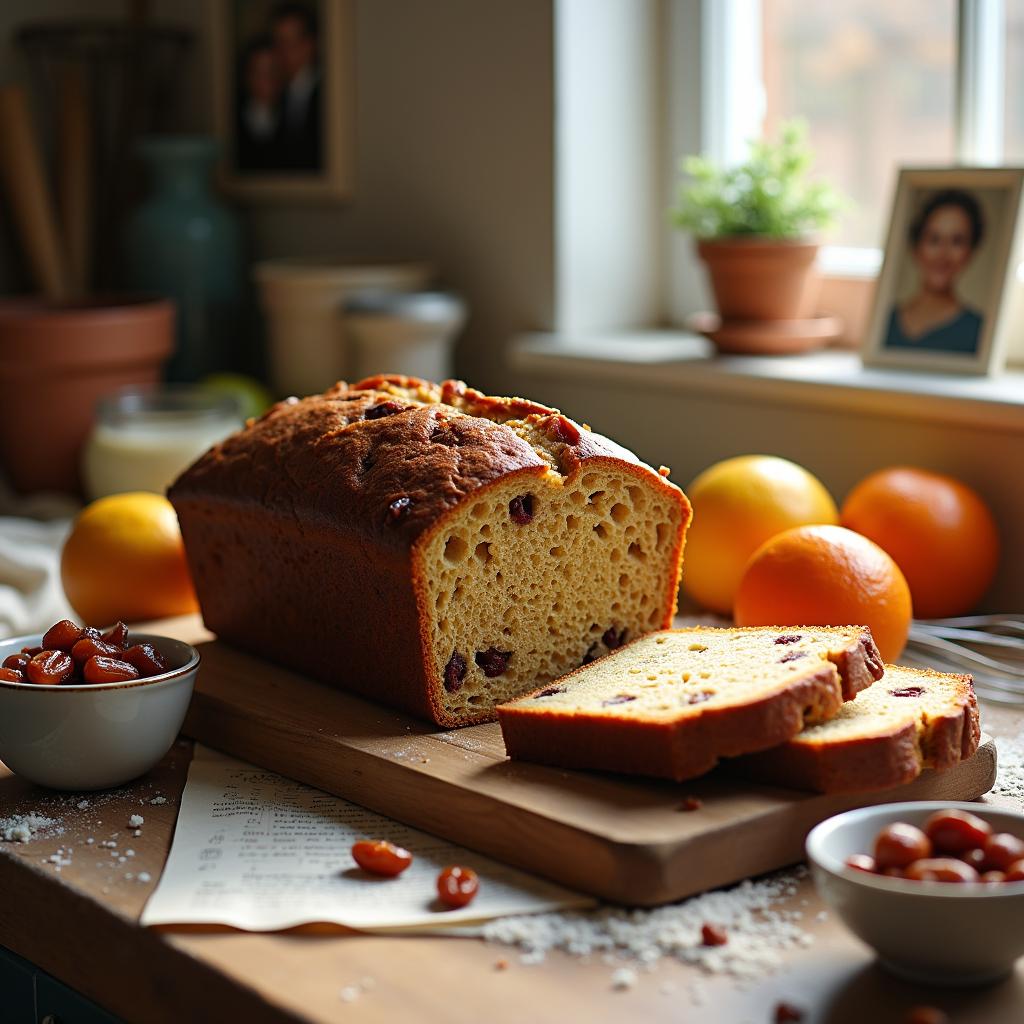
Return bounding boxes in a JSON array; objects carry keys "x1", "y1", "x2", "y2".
[
  {"x1": 437, "y1": 865, "x2": 479, "y2": 908},
  {"x1": 123, "y1": 643, "x2": 168, "y2": 676},
  {"x1": 71, "y1": 637, "x2": 123, "y2": 666},
  {"x1": 101, "y1": 621, "x2": 129, "y2": 650},
  {"x1": 982, "y1": 832, "x2": 1024, "y2": 871},
  {"x1": 873, "y1": 823, "x2": 931, "y2": 869},
  {"x1": 83, "y1": 656, "x2": 140, "y2": 685},
  {"x1": 923, "y1": 809, "x2": 992, "y2": 855},
  {"x1": 351, "y1": 839, "x2": 413, "y2": 877},
  {"x1": 42, "y1": 619, "x2": 84, "y2": 652},
  {"x1": 26, "y1": 650, "x2": 74, "y2": 685},
  {"x1": 902, "y1": 858, "x2": 979, "y2": 883}
]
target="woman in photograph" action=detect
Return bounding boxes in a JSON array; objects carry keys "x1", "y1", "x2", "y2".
[{"x1": 883, "y1": 189, "x2": 985, "y2": 354}]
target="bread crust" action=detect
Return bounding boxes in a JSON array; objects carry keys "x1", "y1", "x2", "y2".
[
  {"x1": 919, "y1": 672, "x2": 980, "y2": 770},
  {"x1": 497, "y1": 627, "x2": 883, "y2": 782},
  {"x1": 734, "y1": 723, "x2": 924, "y2": 793},
  {"x1": 737, "y1": 667, "x2": 979, "y2": 794},
  {"x1": 170, "y1": 377, "x2": 685, "y2": 559},
  {"x1": 833, "y1": 631, "x2": 885, "y2": 700},
  {"x1": 170, "y1": 377, "x2": 689, "y2": 728}
]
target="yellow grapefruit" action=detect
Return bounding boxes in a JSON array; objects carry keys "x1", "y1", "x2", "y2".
[
  {"x1": 61, "y1": 492, "x2": 198, "y2": 626},
  {"x1": 682, "y1": 455, "x2": 839, "y2": 614}
]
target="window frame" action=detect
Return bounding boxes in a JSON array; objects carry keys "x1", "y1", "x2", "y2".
[{"x1": 691, "y1": 0, "x2": 1008, "y2": 279}]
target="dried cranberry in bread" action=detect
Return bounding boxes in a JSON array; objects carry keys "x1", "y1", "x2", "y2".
[
  {"x1": 169, "y1": 375, "x2": 690, "y2": 727},
  {"x1": 497, "y1": 626, "x2": 883, "y2": 782},
  {"x1": 736, "y1": 665, "x2": 980, "y2": 793}
]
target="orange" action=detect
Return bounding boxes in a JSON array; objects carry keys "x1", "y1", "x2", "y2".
[
  {"x1": 841, "y1": 467, "x2": 999, "y2": 619},
  {"x1": 61, "y1": 492, "x2": 198, "y2": 627},
  {"x1": 734, "y1": 524, "x2": 912, "y2": 663},
  {"x1": 682, "y1": 455, "x2": 839, "y2": 614}
]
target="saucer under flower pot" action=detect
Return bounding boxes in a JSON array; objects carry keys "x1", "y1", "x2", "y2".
[{"x1": 688, "y1": 311, "x2": 843, "y2": 355}]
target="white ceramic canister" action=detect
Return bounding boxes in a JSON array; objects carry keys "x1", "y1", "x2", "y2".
[
  {"x1": 344, "y1": 290, "x2": 467, "y2": 382},
  {"x1": 254, "y1": 260, "x2": 432, "y2": 397}
]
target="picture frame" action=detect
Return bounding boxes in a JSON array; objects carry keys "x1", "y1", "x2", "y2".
[
  {"x1": 862, "y1": 167, "x2": 1024, "y2": 375},
  {"x1": 210, "y1": 0, "x2": 353, "y2": 201}
]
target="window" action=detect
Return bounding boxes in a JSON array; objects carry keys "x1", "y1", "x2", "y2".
[
  {"x1": 1004, "y1": 1, "x2": 1024, "y2": 159},
  {"x1": 706, "y1": 0, "x2": 1013, "y2": 268},
  {"x1": 763, "y1": 1, "x2": 956, "y2": 249}
]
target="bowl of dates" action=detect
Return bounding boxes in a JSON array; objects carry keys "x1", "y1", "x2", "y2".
[{"x1": 0, "y1": 618, "x2": 199, "y2": 789}]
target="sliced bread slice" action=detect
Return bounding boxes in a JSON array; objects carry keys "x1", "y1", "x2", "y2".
[
  {"x1": 735, "y1": 664, "x2": 980, "y2": 793},
  {"x1": 496, "y1": 626, "x2": 883, "y2": 782}
]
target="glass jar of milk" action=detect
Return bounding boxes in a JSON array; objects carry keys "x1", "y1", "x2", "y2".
[{"x1": 83, "y1": 387, "x2": 243, "y2": 500}]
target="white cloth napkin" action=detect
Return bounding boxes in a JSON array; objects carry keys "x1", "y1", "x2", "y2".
[
  {"x1": 0, "y1": 516, "x2": 76, "y2": 640},
  {"x1": 0, "y1": 481, "x2": 79, "y2": 640}
]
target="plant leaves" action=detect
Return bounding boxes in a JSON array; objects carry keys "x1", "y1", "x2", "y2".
[{"x1": 669, "y1": 119, "x2": 849, "y2": 240}]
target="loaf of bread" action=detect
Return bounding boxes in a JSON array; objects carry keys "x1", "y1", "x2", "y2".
[
  {"x1": 736, "y1": 665, "x2": 980, "y2": 793},
  {"x1": 497, "y1": 626, "x2": 883, "y2": 781},
  {"x1": 169, "y1": 375, "x2": 690, "y2": 727}
]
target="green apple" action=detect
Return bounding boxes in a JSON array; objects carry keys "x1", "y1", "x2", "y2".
[{"x1": 198, "y1": 374, "x2": 274, "y2": 421}]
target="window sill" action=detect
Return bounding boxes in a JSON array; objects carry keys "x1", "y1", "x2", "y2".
[
  {"x1": 817, "y1": 246, "x2": 883, "y2": 279},
  {"x1": 510, "y1": 331, "x2": 1024, "y2": 434}
]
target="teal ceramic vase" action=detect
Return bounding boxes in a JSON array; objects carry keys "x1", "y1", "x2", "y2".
[{"x1": 122, "y1": 137, "x2": 246, "y2": 382}]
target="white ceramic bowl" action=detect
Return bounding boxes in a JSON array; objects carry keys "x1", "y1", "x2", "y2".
[
  {"x1": 808, "y1": 801, "x2": 1024, "y2": 986},
  {"x1": 0, "y1": 632, "x2": 199, "y2": 790}
]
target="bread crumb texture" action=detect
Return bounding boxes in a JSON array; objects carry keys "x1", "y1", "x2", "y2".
[
  {"x1": 422, "y1": 466, "x2": 684, "y2": 720},
  {"x1": 505, "y1": 627, "x2": 864, "y2": 723}
]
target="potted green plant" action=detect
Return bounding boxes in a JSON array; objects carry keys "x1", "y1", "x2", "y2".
[{"x1": 671, "y1": 120, "x2": 845, "y2": 326}]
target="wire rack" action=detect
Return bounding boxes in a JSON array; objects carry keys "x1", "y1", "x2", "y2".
[{"x1": 905, "y1": 616, "x2": 1024, "y2": 706}]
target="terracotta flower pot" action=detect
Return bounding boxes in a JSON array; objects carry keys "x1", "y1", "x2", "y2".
[
  {"x1": 696, "y1": 238, "x2": 820, "y2": 321},
  {"x1": 0, "y1": 296, "x2": 174, "y2": 494}
]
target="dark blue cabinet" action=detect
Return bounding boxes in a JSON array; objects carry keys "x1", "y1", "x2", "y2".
[
  {"x1": 0, "y1": 943, "x2": 34, "y2": 1021},
  {"x1": 0, "y1": 944, "x2": 123, "y2": 1024}
]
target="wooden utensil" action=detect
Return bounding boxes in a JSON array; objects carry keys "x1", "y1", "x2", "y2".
[
  {"x1": 0, "y1": 84, "x2": 71, "y2": 301},
  {"x1": 57, "y1": 65, "x2": 92, "y2": 295}
]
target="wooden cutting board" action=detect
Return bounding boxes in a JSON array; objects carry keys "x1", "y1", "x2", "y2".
[{"x1": 183, "y1": 640, "x2": 998, "y2": 906}]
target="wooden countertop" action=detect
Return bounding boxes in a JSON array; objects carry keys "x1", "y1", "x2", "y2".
[{"x1": 1, "y1": 615, "x2": 1023, "y2": 1023}]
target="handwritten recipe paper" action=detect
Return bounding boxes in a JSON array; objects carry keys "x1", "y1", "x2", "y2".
[{"x1": 141, "y1": 746, "x2": 591, "y2": 931}]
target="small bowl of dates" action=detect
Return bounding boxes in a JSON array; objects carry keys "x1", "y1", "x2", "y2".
[
  {"x1": 0, "y1": 618, "x2": 199, "y2": 790},
  {"x1": 807, "y1": 801, "x2": 1024, "y2": 986}
]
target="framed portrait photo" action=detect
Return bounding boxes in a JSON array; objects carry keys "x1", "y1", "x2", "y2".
[
  {"x1": 863, "y1": 167, "x2": 1024, "y2": 375},
  {"x1": 211, "y1": 0, "x2": 353, "y2": 201}
]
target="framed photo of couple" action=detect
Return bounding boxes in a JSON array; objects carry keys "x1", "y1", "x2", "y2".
[
  {"x1": 210, "y1": 0, "x2": 353, "y2": 201},
  {"x1": 863, "y1": 167, "x2": 1024, "y2": 375}
]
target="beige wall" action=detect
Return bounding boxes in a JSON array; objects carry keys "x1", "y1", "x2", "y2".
[{"x1": 241, "y1": 0, "x2": 556, "y2": 389}]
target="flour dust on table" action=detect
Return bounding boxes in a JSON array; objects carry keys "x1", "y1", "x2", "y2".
[
  {"x1": 991, "y1": 734, "x2": 1024, "y2": 802},
  {"x1": 483, "y1": 867, "x2": 815, "y2": 982}
]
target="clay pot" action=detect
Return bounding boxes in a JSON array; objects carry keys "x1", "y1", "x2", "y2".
[
  {"x1": 0, "y1": 296, "x2": 174, "y2": 494},
  {"x1": 696, "y1": 238, "x2": 820, "y2": 321}
]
